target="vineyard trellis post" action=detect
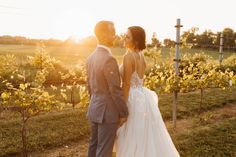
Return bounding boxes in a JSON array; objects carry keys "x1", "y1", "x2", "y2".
[
  {"x1": 219, "y1": 33, "x2": 224, "y2": 66},
  {"x1": 173, "y1": 18, "x2": 182, "y2": 129}
]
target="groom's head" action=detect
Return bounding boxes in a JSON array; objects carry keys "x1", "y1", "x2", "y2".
[{"x1": 94, "y1": 21, "x2": 116, "y2": 47}]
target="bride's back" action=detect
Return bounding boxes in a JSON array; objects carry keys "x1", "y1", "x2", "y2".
[
  {"x1": 128, "y1": 51, "x2": 146, "y2": 79},
  {"x1": 120, "y1": 51, "x2": 146, "y2": 88}
]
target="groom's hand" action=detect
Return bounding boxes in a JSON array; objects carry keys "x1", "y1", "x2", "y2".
[{"x1": 119, "y1": 117, "x2": 127, "y2": 127}]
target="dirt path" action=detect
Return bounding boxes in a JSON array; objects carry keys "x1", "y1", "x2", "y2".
[
  {"x1": 29, "y1": 104, "x2": 236, "y2": 157},
  {"x1": 29, "y1": 139, "x2": 89, "y2": 157}
]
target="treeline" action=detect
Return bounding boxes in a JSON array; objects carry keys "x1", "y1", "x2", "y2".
[
  {"x1": 0, "y1": 35, "x2": 101, "y2": 48},
  {"x1": 0, "y1": 35, "x2": 64, "y2": 46},
  {"x1": 181, "y1": 27, "x2": 236, "y2": 50},
  {"x1": 147, "y1": 27, "x2": 236, "y2": 51},
  {"x1": 1, "y1": 27, "x2": 236, "y2": 51},
  {"x1": 0, "y1": 35, "x2": 127, "y2": 48}
]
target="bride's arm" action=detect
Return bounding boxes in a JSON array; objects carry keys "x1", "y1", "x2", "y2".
[{"x1": 122, "y1": 54, "x2": 133, "y2": 103}]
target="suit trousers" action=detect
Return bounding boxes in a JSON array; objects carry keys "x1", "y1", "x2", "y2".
[{"x1": 88, "y1": 121, "x2": 118, "y2": 157}]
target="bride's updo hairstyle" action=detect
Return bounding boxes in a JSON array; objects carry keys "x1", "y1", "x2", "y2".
[{"x1": 128, "y1": 26, "x2": 146, "y2": 51}]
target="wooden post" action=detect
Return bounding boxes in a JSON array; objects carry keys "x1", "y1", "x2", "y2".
[
  {"x1": 173, "y1": 19, "x2": 183, "y2": 129},
  {"x1": 219, "y1": 33, "x2": 224, "y2": 66}
]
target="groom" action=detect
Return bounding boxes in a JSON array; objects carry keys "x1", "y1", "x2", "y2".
[{"x1": 86, "y1": 21, "x2": 129, "y2": 157}]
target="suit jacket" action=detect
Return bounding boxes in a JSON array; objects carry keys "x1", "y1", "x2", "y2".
[{"x1": 86, "y1": 46, "x2": 128, "y2": 123}]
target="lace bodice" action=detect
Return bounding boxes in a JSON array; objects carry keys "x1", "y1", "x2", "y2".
[
  {"x1": 119, "y1": 51, "x2": 145, "y2": 89},
  {"x1": 130, "y1": 71, "x2": 143, "y2": 88},
  {"x1": 120, "y1": 65, "x2": 143, "y2": 88}
]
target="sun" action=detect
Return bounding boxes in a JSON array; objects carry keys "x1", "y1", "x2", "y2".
[{"x1": 49, "y1": 8, "x2": 98, "y2": 40}]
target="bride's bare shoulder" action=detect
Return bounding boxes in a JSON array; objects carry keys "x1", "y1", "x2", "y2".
[{"x1": 123, "y1": 51, "x2": 134, "y2": 61}]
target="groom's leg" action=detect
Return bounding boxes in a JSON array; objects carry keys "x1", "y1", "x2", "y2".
[
  {"x1": 88, "y1": 122, "x2": 98, "y2": 157},
  {"x1": 96, "y1": 123, "x2": 118, "y2": 157}
]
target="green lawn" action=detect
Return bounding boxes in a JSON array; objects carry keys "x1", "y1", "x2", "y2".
[
  {"x1": 159, "y1": 87, "x2": 236, "y2": 120},
  {"x1": 172, "y1": 105, "x2": 236, "y2": 157},
  {"x1": 0, "y1": 109, "x2": 90, "y2": 157},
  {"x1": 0, "y1": 87, "x2": 236, "y2": 157}
]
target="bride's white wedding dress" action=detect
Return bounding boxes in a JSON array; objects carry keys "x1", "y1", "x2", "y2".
[{"x1": 115, "y1": 70, "x2": 180, "y2": 157}]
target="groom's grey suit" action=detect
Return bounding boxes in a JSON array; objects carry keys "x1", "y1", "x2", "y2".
[{"x1": 86, "y1": 46, "x2": 129, "y2": 157}]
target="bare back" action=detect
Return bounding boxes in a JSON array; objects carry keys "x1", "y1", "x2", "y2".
[
  {"x1": 120, "y1": 51, "x2": 146, "y2": 101},
  {"x1": 120, "y1": 51, "x2": 146, "y2": 79},
  {"x1": 130, "y1": 52, "x2": 146, "y2": 79}
]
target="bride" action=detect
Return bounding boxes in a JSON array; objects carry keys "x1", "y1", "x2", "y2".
[{"x1": 115, "y1": 26, "x2": 180, "y2": 157}]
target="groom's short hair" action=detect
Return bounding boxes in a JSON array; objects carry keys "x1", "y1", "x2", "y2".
[{"x1": 94, "y1": 21, "x2": 114, "y2": 39}]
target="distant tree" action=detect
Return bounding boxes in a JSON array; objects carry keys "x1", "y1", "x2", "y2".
[
  {"x1": 181, "y1": 27, "x2": 199, "y2": 48},
  {"x1": 0, "y1": 35, "x2": 63, "y2": 46},
  {"x1": 190, "y1": 27, "x2": 200, "y2": 34},
  {"x1": 223, "y1": 28, "x2": 235, "y2": 49},
  {"x1": 147, "y1": 32, "x2": 161, "y2": 48},
  {"x1": 234, "y1": 32, "x2": 236, "y2": 43},
  {"x1": 195, "y1": 30, "x2": 216, "y2": 49},
  {"x1": 215, "y1": 32, "x2": 221, "y2": 46},
  {"x1": 163, "y1": 38, "x2": 175, "y2": 48}
]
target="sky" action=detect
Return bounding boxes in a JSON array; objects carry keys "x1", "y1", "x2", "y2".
[{"x1": 0, "y1": 0, "x2": 236, "y2": 42}]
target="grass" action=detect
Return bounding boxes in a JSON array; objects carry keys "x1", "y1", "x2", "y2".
[
  {"x1": 158, "y1": 87, "x2": 236, "y2": 120},
  {"x1": 1, "y1": 87, "x2": 236, "y2": 156},
  {"x1": 184, "y1": 118, "x2": 235, "y2": 157},
  {"x1": 170, "y1": 104, "x2": 236, "y2": 157},
  {"x1": 0, "y1": 109, "x2": 89, "y2": 157}
]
